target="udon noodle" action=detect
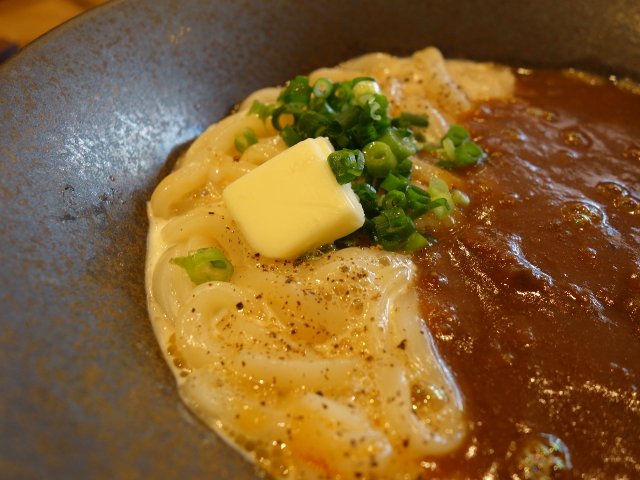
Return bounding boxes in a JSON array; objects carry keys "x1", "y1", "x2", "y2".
[{"x1": 146, "y1": 47, "x2": 514, "y2": 479}]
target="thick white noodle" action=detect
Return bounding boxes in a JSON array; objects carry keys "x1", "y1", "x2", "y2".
[{"x1": 145, "y1": 46, "x2": 515, "y2": 479}]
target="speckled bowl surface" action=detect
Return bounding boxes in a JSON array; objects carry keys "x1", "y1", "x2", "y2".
[{"x1": 0, "y1": 0, "x2": 638, "y2": 478}]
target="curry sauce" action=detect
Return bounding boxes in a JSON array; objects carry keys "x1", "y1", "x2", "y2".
[{"x1": 417, "y1": 71, "x2": 640, "y2": 478}]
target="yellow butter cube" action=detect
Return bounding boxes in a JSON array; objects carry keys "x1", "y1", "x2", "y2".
[{"x1": 222, "y1": 137, "x2": 365, "y2": 259}]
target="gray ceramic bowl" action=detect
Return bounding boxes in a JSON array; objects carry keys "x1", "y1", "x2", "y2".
[{"x1": 1, "y1": 0, "x2": 639, "y2": 479}]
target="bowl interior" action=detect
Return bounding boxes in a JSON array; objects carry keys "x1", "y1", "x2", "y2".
[{"x1": 1, "y1": 0, "x2": 639, "y2": 478}]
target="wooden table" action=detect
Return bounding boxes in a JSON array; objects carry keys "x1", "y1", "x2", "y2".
[{"x1": 0, "y1": 0, "x2": 109, "y2": 56}]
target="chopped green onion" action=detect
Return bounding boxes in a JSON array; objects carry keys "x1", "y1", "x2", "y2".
[
  {"x1": 442, "y1": 137, "x2": 457, "y2": 162},
  {"x1": 378, "y1": 237, "x2": 400, "y2": 251},
  {"x1": 381, "y1": 190, "x2": 407, "y2": 210},
  {"x1": 352, "y1": 182, "x2": 380, "y2": 217},
  {"x1": 377, "y1": 127, "x2": 418, "y2": 161},
  {"x1": 241, "y1": 73, "x2": 473, "y2": 254},
  {"x1": 364, "y1": 94, "x2": 391, "y2": 131},
  {"x1": 396, "y1": 158, "x2": 413, "y2": 176},
  {"x1": 333, "y1": 82, "x2": 353, "y2": 102},
  {"x1": 234, "y1": 127, "x2": 259, "y2": 153},
  {"x1": 280, "y1": 125, "x2": 302, "y2": 147},
  {"x1": 312, "y1": 78, "x2": 333, "y2": 99},
  {"x1": 402, "y1": 232, "x2": 430, "y2": 252},
  {"x1": 355, "y1": 123, "x2": 379, "y2": 146},
  {"x1": 170, "y1": 247, "x2": 234, "y2": 284},
  {"x1": 328, "y1": 149, "x2": 365, "y2": 185},
  {"x1": 373, "y1": 207, "x2": 416, "y2": 243},
  {"x1": 438, "y1": 125, "x2": 487, "y2": 168},
  {"x1": 455, "y1": 140, "x2": 487, "y2": 165},
  {"x1": 372, "y1": 93, "x2": 389, "y2": 112},
  {"x1": 298, "y1": 111, "x2": 330, "y2": 138},
  {"x1": 380, "y1": 171, "x2": 410, "y2": 192},
  {"x1": 360, "y1": 100, "x2": 383, "y2": 124},
  {"x1": 422, "y1": 141, "x2": 442, "y2": 152},
  {"x1": 271, "y1": 103, "x2": 305, "y2": 131},
  {"x1": 351, "y1": 76, "x2": 376, "y2": 86},
  {"x1": 362, "y1": 141, "x2": 398, "y2": 178},
  {"x1": 406, "y1": 185, "x2": 430, "y2": 208},
  {"x1": 358, "y1": 94, "x2": 375, "y2": 109},
  {"x1": 413, "y1": 131, "x2": 427, "y2": 143},
  {"x1": 282, "y1": 75, "x2": 312, "y2": 105},
  {"x1": 408, "y1": 197, "x2": 449, "y2": 219},
  {"x1": 335, "y1": 233, "x2": 356, "y2": 249},
  {"x1": 452, "y1": 189, "x2": 471, "y2": 206},
  {"x1": 437, "y1": 159, "x2": 458, "y2": 170},
  {"x1": 443, "y1": 124, "x2": 470, "y2": 147},
  {"x1": 427, "y1": 178, "x2": 454, "y2": 219},
  {"x1": 428, "y1": 178, "x2": 450, "y2": 196},
  {"x1": 396, "y1": 127, "x2": 412, "y2": 138},
  {"x1": 311, "y1": 99, "x2": 336, "y2": 120},
  {"x1": 327, "y1": 105, "x2": 362, "y2": 137},
  {"x1": 335, "y1": 133, "x2": 352, "y2": 149},
  {"x1": 353, "y1": 80, "x2": 382, "y2": 107},
  {"x1": 393, "y1": 112, "x2": 430, "y2": 128},
  {"x1": 248, "y1": 100, "x2": 275, "y2": 122}
]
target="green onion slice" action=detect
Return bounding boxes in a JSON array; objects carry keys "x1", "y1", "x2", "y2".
[
  {"x1": 452, "y1": 189, "x2": 471, "y2": 206},
  {"x1": 355, "y1": 123, "x2": 379, "y2": 146},
  {"x1": 427, "y1": 178, "x2": 454, "y2": 219},
  {"x1": 360, "y1": 100, "x2": 383, "y2": 123},
  {"x1": 234, "y1": 127, "x2": 259, "y2": 154},
  {"x1": 280, "y1": 125, "x2": 302, "y2": 147},
  {"x1": 402, "y1": 232, "x2": 430, "y2": 252},
  {"x1": 362, "y1": 141, "x2": 397, "y2": 178},
  {"x1": 378, "y1": 237, "x2": 400, "y2": 251},
  {"x1": 298, "y1": 111, "x2": 330, "y2": 138},
  {"x1": 443, "y1": 124, "x2": 470, "y2": 147},
  {"x1": 351, "y1": 76, "x2": 376, "y2": 86},
  {"x1": 377, "y1": 127, "x2": 418, "y2": 161},
  {"x1": 352, "y1": 182, "x2": 380, "y2": 217},
  {"x1": 248, "y1": 100, "x2": 275, "y2": 122},
  {"x1": 442, "y1": 137, "x2": 457, "y2": 162},
  {"x1": 373, "y1": 207, "x2": 416, "y2": 245},
  {"x1": 380, "y1": 171, "x2": 410, "y2": 193},
  {"x1": 381, "y1": 190, "x2": 407, "y2": 210},
  {"x1": 170, "y1": 247, "x2": 234, "y2": 284},
  {"x1": 455, "y1": 140, "x2": 487, "y2": 165},
  {"x1": 394, "y1": 112, "x2": 430, "y2": 128},
  {"x1": 396, "y1": 158, "x2": 413, "y2": 176},
  {"x1": 327, "y1": 105, "x2": 362, "y2": 137},
  {"x1": 271, "y1": 103, "x2": 305, "y2": 131},
  {"x1": 282, "y1": 76, "x2": 312, "y2": 105},
  {"x1": 333, "y1": 82, "x2": 353, "y2": 101},
  {"x1": 353, "y1": 80, "x2": 382, "y2": 106},
  {"x1": 328, "y1": 149, "x2": 365, "y2": 185},
  {"x1": 312, "y1": 78, "x2": 333, "y2": 99},
  {"x1": 406, "y1": 185, "x2": 430, "y2": 208},
  {"x1": 335, "y1": 232, "x2": 357, "y2": 249},
  {"x1": 408, "y1": 197, "x2": 449, "y2": 219}
]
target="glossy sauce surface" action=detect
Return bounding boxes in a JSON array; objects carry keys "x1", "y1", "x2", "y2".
[{"x1": 416, "y1": 71, "x2": 640, "y2": 478}]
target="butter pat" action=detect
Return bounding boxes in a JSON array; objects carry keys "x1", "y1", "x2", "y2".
[{"x1": 223, "y1": 137, "x2": 365, "y2": 259}]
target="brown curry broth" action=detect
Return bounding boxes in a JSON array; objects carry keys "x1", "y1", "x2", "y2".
[{"x1": 416, "y1": 71, "x2": 640, "y2": 477}]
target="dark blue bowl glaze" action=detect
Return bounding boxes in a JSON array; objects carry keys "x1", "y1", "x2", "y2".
[{"x1": 1, "y1": 0, "x2": 638, "y2": 478}]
